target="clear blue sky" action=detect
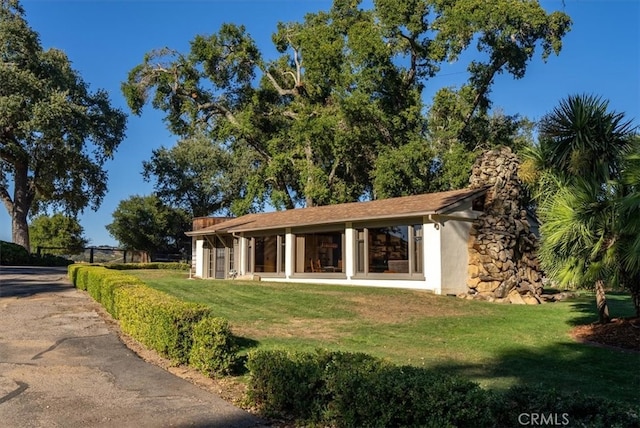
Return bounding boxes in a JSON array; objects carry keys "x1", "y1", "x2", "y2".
[{"x1": 2, "y1": 0, "x2": 639, "y2": 247}]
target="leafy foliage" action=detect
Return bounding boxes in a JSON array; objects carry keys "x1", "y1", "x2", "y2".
[
  {"x1": 523, "y1": 94, "x2": 639, "y2": 316},
  {"x1": 106, "y1": 194, "x2": 190, "y2": 255},
  {"x1": 0, "y1": 1, "x2": 127, "y2": 251},
  {"x1": 123, "y1": 0, "x2": 569, "y2": 212},
  {"x1": 69, "y1": 265, "x2": 235, "y2": 368},
  {"x1": 29, "y1": 213, "x2": 88, "y2": 254},
  {"x1": 247, "y1": 349, "x2": 637, "y2": 428}
]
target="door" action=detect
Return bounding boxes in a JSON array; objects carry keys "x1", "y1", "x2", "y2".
[{"x1": 215, "y1": 247, "x2": 226, "y2": 279}]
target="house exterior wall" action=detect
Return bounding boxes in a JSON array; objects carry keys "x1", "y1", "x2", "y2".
[
  {"x1": 422, "y1": 219, "x2": 442, "y2": 292},
  {"x1": 195, "y1": 239, "x2": 205, "y2": 278},
  {"x1": 440, "y1": 217, "x2": 473, "y2": 295},
  {"x1": 190, "y1": 207, "x2": 480, "y2": 294}
]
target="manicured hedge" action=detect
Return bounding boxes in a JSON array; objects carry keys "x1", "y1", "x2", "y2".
[
  {"x1": 246, "y1": 349, "x2": 640, "y2": 428},
  {"x1": 189, "y1": 317, "x2": 238, "y2": 376},
  {"x1": 246, "y1": 349, "x2": 492, "y2": 427},
  {"x1": 106, "y1": 262, "x2": 190, "y2": 271},
  {"x1": 68, "y1": 265, "x2": 236, "y2": 374}
]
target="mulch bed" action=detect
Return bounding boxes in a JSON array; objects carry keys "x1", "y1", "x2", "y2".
[{"x1": 571, "y1": 317, "x2": 640, "y2": 352}]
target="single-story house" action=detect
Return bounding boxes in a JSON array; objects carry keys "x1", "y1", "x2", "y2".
[{"x1": 186, "y1": 187, "x2": 488, "y2": 295}]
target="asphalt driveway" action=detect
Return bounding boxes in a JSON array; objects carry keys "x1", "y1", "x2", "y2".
[{"x1": 0, "y1": 266, "x2": 265, "y2": 428}]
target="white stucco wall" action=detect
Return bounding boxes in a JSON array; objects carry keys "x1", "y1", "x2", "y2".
[
  {"x1": 422, "y1": 220, "x2": 443, "y2": 293},
  {"x1": 195, "y1": 239, "x2": 205, "y2": 278},
  {"x1": 439, "y1": 218, "x2": 473, "y2": 295}
]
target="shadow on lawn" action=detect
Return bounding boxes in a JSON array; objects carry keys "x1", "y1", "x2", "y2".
[
  {"x1": 232, "y1": 335, "x2": 260, "y2": 375},
  {"x1": 565, "y1": 291, "x2": 636, "y2": 326},
  {"x1": 429, "y1": 340, "x2": 640, "y2": 405}
]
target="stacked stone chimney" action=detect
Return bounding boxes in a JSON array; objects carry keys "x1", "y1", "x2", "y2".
[{"x1": 465, "y1": 147, "x2": 543, "y2": 304}]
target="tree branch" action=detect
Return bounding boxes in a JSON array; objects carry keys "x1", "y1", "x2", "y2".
[
  {"x1": 0, "y1": 185, "x2": 13, "y2": 214},
  {"x1": 265, "y1": 71, "x2": 297, "y2": 96},
  {"x1": 459, "y1": 58, "x2": 508, "y2": 139}
]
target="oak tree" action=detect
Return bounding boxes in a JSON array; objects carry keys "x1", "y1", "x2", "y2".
[
  {"x1": 123, "y1": 0, "x2": 569, "y2": 212},
  {"x1": 0, "y1": 0, "x2": 127, "y2": 251}
]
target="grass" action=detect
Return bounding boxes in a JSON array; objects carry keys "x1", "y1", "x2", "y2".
[{"x1": 127, "y1": 269, "x2": 640, "y2": 405}]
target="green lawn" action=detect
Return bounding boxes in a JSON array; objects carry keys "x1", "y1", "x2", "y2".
[{"x1": 127, "y1": 269, "x2": 640, "y2": 405}]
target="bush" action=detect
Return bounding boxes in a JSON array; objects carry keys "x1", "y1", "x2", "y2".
[
  {"x1": 0, "y1": 241, "x2": 30, "y2": 265},
  {"x1": 189, "y1": 317, "x2": 239, "y2": 376},
  {"x1": 67, "y1": 265, "x2": 237, "y2": 369},
  {"x1": 1, "y1": 240, "x2": 73, "y2": 266},
  {"x1": 115, "y1": 285, "x2": 213, "y2": 363},
  {"x1": 491, "y1": 384, "x2": 640, "y2": 428},
  {"x1": 246, "y1": 349, "x2": 327, "y2": 422},
  {"x1": 246, "y1": 349, "x2": 493, "y2": 428},
  {"x1": 106, "y1": 262, "x2": 190, "y2": 271},
  {"x1": 323, "y1": 360, "x2": 492, "y2": 428}
]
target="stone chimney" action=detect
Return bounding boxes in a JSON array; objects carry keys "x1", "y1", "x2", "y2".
[{"x1": 465, "y1": 147, "x2": 543, "y2": 304}]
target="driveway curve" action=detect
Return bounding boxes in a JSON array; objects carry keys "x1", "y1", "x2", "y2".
[{"x1": 0, "y1": 266, "x2": 265, "y2": 428}]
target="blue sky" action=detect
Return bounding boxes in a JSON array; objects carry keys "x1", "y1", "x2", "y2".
[{"x1": 2, "y1": 0, "x2": 639, "y2": 247}]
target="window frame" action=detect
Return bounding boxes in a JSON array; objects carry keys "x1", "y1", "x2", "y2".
[
  {"x1": 291, "y1": 225, "x2": 346, "y2": 277},
  {"x1": 353, "y1": 219, "x2": 425, "y2": 279}
]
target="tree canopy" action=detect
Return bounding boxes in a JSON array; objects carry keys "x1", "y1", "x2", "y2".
[
  {"x1": 106, "y1": 194, "x2": 190, "y2": 257},
  {"x1": 0, "y1": 0, "x2": 127, "y2": 251},
  {"x1": 29, "y1": 213, "x2": 88, "y2": 254},
  {"x1": 124, "y1": 0, "x2": 570, "y2": 215}
]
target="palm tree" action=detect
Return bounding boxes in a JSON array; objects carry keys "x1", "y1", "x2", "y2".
[
  {"x1": 538, "y1": 94, "x2": 634, "y2": 182},
  {"x1": 537, "y1": 178, "x2": 617, "y2": 322},
  {"x1": 617, "y1": 145, "x2": 640, "y2": 316},
  {"x1": 524, "y1": 94, "x2": 637, "y2": 322}
]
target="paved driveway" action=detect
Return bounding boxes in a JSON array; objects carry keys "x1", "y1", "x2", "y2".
[{"x1": 0, "y1": 266, "x2": 264, "y2": 428}]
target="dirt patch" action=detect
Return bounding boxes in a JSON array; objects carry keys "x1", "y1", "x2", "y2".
[
  {"x1": 571, "y1": 317, "x2": 640, "y2": 352},
  {"x1": 345, "y1": 292, "x2": 479, "y2": 323}
]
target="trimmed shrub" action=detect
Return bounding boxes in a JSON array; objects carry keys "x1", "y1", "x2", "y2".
[
  {"x1": 246, "y1": 350, "x2": 493, "y2": 428},
  {"x1": 67, "y1": 265, "x2": 236, "y2": 368},
  {"x1": 115, "y1": 285, "x2": 213, "y2": 363},
  {"x1": 246, "y1": 349, "x2": 327, "y2": 422},
  {"x1": 491, "y1": 384, "x2": 640, "y2": 428},
  {"x1": 322, "y1": 358, "x2": 491, "y2": 428},
  {"x1": 189, "y1": 317, "x2": 239, "y2": 376},
  {"x1": 106, "y1": 262, "x2": 190, "y2": 271}
]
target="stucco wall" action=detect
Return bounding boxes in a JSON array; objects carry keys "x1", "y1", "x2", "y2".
[
  {"x1": 440, "y1": 218, "x2": 473, "y2": 295},
  {"x1": 194, "y1": 239, "x2": 205, "y2": 278}
]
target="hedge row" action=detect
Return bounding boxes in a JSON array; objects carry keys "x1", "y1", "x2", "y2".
[
  {"x1": 1, "y1": 240, "x2": 73, "y2": 266},
  {"x1": 246, "y1": 349, "x2": 640, "y2": 428},
  {"x1": 68, "y1": 265, "x2": 237, "y2": 375},
  {"x1": 105, "y1": 262, "x2": 190, "y2": 271}
]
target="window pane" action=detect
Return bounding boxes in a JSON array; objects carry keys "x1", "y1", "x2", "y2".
[
  {"x1": 357, "y1": 229, "x2": 365, "y2": 273},
  {"x1": 367, "y1": 226, "x2": 409, "y2": 273},
  {"x1": 280, "y1": 235, "x2": 286, "y2": 273},
  {"x1": 413, "y1": 225, "x2": 423, "y2": 274},
  {"x1": 254, "y1": 236, "x2": 278, "y2": 273},
  {"x1": 295, "y1": 231, "x2": 344, "y2": 273}
]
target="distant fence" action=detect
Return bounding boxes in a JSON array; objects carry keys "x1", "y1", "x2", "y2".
[{"x1": 36, "y1": 246, "x2": 148, "y2": 264}]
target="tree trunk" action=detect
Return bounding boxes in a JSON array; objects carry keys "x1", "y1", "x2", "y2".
[
  {"x1": 9, "y1": 161, "x2": 32, "y2": 253},
  {"x1": 304, "y1": 140, "x2": 315, "y2": 207},
  {"x1": 631, "y1": 285, "x2": 640, "y2": 318},
  {"x1": 595, "y1": 279, "x2": 611, "y2": 324}
]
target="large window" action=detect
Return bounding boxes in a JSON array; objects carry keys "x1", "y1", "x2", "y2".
[
  {"x1": 249, "y1": 235, "x2": 285, "y2": 274},
  {"x1": 294, "y1": 231, "x2": 344, "y2": 273},
  {"x1": 356, "y1": 224, "x2": 423, "y2": 275}
]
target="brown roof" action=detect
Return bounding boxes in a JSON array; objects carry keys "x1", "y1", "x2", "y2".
[{"x1": 187, "y1": 187, "x2": 486, "y2": 235}]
